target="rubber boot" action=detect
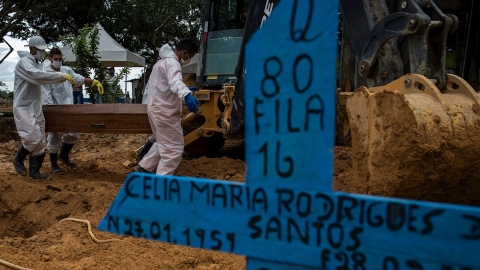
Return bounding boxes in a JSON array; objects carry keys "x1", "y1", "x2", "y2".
[
  {"x1": 29, "y1": 153, "x2": 50, "y2": 180},
  {"x1": 59, "y1": 143, "x2": 75, "y2": 166},
  {"x1": 13, "y1": 144, "x2": 30, "y2": 176},
  {"x1": 50, "y1": 153, "x2": 63, "y2": 174},
  {"x1": 137, "y1": 140, "x2": 153, "y2": 161},
  {"x1": 135, "y1": 164, "x2": 151, "y2": 173}
]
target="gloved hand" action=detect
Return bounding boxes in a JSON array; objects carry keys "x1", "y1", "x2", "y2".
[
  {"x1": 185, "y1": 93, "x2": 200, "y2": 113},
  {"x1": 63, "y1": 74, "x2": 76, "y2": 85},
  {"x1": 188, "y1": 87, "x2": 199, "y2": 92},
  {"x1": 92, "y1": 79, "x2": 104, "y2": 95}
]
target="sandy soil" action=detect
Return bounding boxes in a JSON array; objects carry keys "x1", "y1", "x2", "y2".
[
  {"x1": 0, "y1": 130, "x2": 249, "y2": 270},
  {"x1": 0, "y1": 117, "x2": 351, "y2": 270},
  {"x1": 1, "y1": 86, "x2": 478, "y2": 269},
  {"x1": 0, "y1": 98, "x2": 355, "y2": 270}
]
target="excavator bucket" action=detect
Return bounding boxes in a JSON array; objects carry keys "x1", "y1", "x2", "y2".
[{"x1": 346, "y1": 74, "x2": 480, "y2": 204}]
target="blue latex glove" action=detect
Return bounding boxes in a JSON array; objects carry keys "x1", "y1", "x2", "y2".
[
  {"x1": 188, "y1": 87, "x2": 199, "y2": 92},
  {"x1": 185, "y1": 93, "x2": 200, "y2": 113}
]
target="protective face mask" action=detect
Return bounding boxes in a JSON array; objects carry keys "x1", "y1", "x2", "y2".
[
  {"x1": 52, "y1": 60, "x2": 62, "y2": 69},
  {"x1": 34, "y1": 49, "x2": 46, "y2": 61},
  {"x1": 180, "y1": 58, "x2": 191, "y2": 66},
  {"x1": 180, "y1": 51, "x2": 191, "y2": 66}
]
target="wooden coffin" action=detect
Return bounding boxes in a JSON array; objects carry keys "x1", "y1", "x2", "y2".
[{"x1": 43, "y1": 104, "x2": 152, "y2": 134}]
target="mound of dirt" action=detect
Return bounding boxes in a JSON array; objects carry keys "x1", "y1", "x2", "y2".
[
  {"x1": 0, "y1": 127, "x2": 352, "y2": 269},
  {"x1": 0, "y1": 99, "x2": 12, "y2": 111},
  {"x1": 347, "y1": 87, "x2": 480, "y2": 206},
  {"x1": 2, "y1": 85, "x2": 479, "y2": 268},
  {"x1": 0, "y1": 133, "x2": 248, "y2": 269}
]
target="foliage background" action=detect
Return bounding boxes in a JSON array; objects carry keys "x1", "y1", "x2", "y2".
[
  {"x1": 0, "y1": 0, "x2": 205, "y2": 101},
  {"x1": 0, "y1": 81, "x2": 12, "y2": 99},
  {"x1": 60, "y1": 25, "x2": 130, "y2": 103}
]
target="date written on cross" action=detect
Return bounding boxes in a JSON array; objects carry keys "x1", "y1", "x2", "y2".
[
  {"x1": 100, "y1": 174, "x2": 480, "y2": 269},
  {"x1": 99, "y1": 0, "x2": 480, "y2": 269}
]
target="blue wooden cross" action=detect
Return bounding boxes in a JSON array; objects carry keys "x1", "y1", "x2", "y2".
[{"x1": 98, "y1": 0, "x2": 480, "y2": 269}]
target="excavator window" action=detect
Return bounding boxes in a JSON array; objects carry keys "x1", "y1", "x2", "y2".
[
  {"x1": 203, "y1": 0, "x2": 248, "y2": 80},
  {"x1": 209, "y1": 0, "x2": 247, "y2": 31}
]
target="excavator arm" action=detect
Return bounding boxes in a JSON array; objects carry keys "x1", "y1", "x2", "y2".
[
  {"x1": 340, "y1": 0, "x2": 458, "y2": 89},
  {"x1": 340, "y1": 0, "x2": 480, "y2": 203}
]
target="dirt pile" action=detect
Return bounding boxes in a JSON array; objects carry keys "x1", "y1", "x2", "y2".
[
  {"x1": 2, "y1": 84, "x2": 479, "y2": 268},
  {"x1": 0, "y1": 100, "x2": 17, "y2": 143},
  {"x1": 0, "y1": 133, "x2": 248, "y2": 269},
  {"x1": 347, "y1": 84, "x2": 480, "y2": 205},
  {"x1": 0, "y1": 127, "x2": 352, "y2": 269},
  {"x1": 0, "y1": 99, "x2": 12, "y2": 111}
]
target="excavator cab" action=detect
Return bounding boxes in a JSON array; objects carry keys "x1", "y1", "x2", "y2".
[
  {"x1": 182, "y1": 0, "x2": 279, "y2": 156},
  {"x1": 181, "y1": 0, "x2": 248, "y2": 157},
  {"x1": 198, "y1": 0, "x2": 247, "y2": 86}
]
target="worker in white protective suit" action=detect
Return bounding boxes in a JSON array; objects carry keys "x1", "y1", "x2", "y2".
[
  {"x1": 136, "y1": 38, "x2": 200, "y2": 175},
  {"x1": 12, "y1": 36, "x2": 76, "y2": 180},
  {"x1": 136, "y1": 78, "x2": 199, "y2": 162},
  {"x1": 42, "y1": 47, "x2": 104, "y2": 174}
]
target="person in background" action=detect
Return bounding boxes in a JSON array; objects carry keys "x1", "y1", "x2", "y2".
[
  {"x1": 125, "y1": 92, "x2": 131, "y2": 103},
  {"x1": 106, "y1": 66, "x2": 126, "y2": 103},
  {"x1": 12, "y1": 36, "x2": 76, "y2": 179},
  {"x1": 42, "y1": 47, "x2": 104, "y2": 174},
  {"x1": 136, "y1": 38, "x2": 200, "y2": 175},
  {"x1": 106, "y1": 67, "x2": 115, "y2": 84},
  {"x1": 95, "y1": 67, "x2": 114, "y2": 104},
  {"x1": 72, "y1": 83, "x2": 84, "y2": 104}
]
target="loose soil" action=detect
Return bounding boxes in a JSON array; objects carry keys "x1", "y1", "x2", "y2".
[
  {"x1": 0, "y1": 132, "x2": 248, "y2": 270},
  {"x1": 0, "y1": 95, "x2": 349, "y2": 270},
  {"x1": 0, "y1": 88, "x2": 478, "y2": 269}
]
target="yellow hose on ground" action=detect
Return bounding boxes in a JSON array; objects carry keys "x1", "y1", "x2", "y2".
[
  {"x1": 0, "y1": 218, "x2": 122, "y2": 270},
  {"x1": 0, "y1": 259, "x2": 33, "y2": 270},
  {"x1": 59, "y1": 218, "x2": 122, "y2": 244}
]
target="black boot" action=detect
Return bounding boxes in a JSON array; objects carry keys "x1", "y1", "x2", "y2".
[
  {"x1": 137, "y1": 140, "x2": 153, "y2": 161},
  {"x1": 135, "y1": 164, "x2": 151, "y2": 173},
  {"x1": 50, "y1": 153, "x2": 63, "y2": 174},
  {"x1": 29, "y1": 153, "x2": 50, "y2": 180},
  {"x1": 13, "y1": 144, "x2": 30, "y2": 176},
  {"x1": 59, "y1": 143, "x2": 75, "y2": 166}
]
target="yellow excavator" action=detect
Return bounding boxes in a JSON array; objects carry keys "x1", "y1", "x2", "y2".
[
  {"x1": 129, "y1": 0, "x2": 480, "y2": 203},
  {"x1": 338, "y1": 0, "x2": 480, "y2": 203},
  {"x1": 188, "y1": 0, "x2": 479, "y2": 201}
]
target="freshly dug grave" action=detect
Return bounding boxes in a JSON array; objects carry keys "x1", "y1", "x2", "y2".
[
  {"x1": 2, "y1": 83, "x2": 480, "y2": 268},
  {"x1": 0, "y1": 130, "x2": 355, "y2": 269},
  {"x1": 0, "y1": 134, "x2": 248, "y2": 270}
]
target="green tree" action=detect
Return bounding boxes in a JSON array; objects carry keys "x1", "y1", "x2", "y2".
[
  {"x1": 4, "y1": 0, "x2": 205, "y2": 103},
  {"x1": 100, "y1": 0, "x2": 204, "y2": 64},
  {"x1": 4, "y1": 0, "x2": 204, "y2": 63},
  {"x1": 5, "y1": 0, "x2": 105, "y2": 43},
  {"x1": 102, "y1": 66, "x2": 131, "y2": 104},
  {"x1": 0, "y1": 81, "x2": 12, "y2": 99},
  {"x1": 61, "y1": 24, "x2": 130, "y2": 104},
  {"x1": 0, "y1": 0, "x2": 44, "y2": 41},
  {"x1": 99, "y1": 0, "x2": 204, "y2": 102}
]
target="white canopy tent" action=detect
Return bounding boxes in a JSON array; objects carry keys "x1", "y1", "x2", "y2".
[{"x1": 60, "y1": 23, "x2": 145, "y2": 67}]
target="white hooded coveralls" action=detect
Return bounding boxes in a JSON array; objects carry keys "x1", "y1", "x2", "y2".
[
  {"x1": 138, "y1": 44, "x2": 191, "y2": 175},
  {"x1": 42, "y1": 60, "x2": 83, "y2": 153},
  {"x1": 13, "y1": 51, "x2": 69, "y2": 156}
]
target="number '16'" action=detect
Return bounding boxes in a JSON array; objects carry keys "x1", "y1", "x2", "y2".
[{"x1": 257, "y1": 54, "x2": 314, "y2": 179}]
